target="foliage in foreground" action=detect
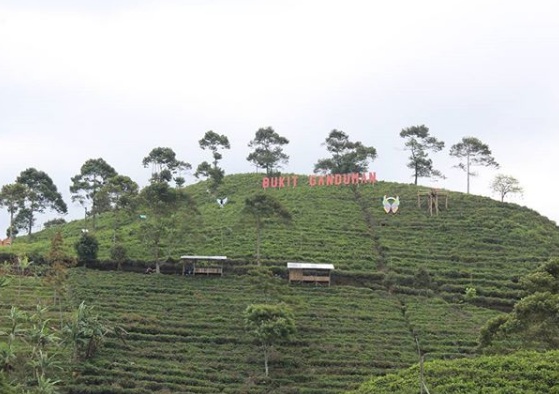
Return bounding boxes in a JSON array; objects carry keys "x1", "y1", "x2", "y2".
[
  {"x1": 0, "y1": 267, "x2": 122, "y2": 394},
  {"x1": 348, "y1": 350, "x2": 559, "y2": 394},
  {"x1": 479, "y1": 258, "x2": 559, "y2": 350}
]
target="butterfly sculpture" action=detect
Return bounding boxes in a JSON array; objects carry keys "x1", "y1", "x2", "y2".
[
  {"x1": 382, "y1": 195, "x2": 400, "y2": 214},
  {"x1": 217, "y1": 197, "x2": 228, "y2": 208}
]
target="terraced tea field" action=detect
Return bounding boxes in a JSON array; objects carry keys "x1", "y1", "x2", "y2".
[
  {"x1": 63, "y1": 269, "x2": 500, "y2": 393},
  {"x1": 6, "y1": 173, "x2": 559, "y2": 392},
  {"x1": 355, "y1": 182, "x2": 559, "y2": 308}
]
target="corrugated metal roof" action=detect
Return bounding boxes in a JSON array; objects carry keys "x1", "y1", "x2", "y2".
[
  {"x1": 287, "y1": 262, "x2": 335, "y2": 270},
  {"x1": 180, "y1": 255, "x2": 227, "y2": 260}
]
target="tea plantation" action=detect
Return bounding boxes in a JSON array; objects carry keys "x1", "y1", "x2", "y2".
[{"x1": 2, "y1": 173, "x2": 559, "y2": 393}]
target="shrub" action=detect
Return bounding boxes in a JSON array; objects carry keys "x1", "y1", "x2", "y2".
[
  {"x1": 74, "y1": 233, "x2": 99, "y2": 263},
  {"x1": 110, "y1": 244, "x2": 128, "y2": 270}
]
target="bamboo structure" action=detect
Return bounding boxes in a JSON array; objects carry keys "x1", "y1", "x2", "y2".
[{"x1": 417, "y1": 189, "x2": 448, "y2": 216}]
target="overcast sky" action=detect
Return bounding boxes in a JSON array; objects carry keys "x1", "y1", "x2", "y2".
[{"x1": 1, "y1": 0, "x2": 558, "y2": 234}]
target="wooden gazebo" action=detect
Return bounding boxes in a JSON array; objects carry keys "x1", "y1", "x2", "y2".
[
  {"x1": 179, "y1": 255, "x2": 227, "y2": 276},
  {"x1": 287, "y1": 262, "x2": 335, "y2": 286}
]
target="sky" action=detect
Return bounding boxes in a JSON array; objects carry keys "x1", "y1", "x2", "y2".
[{"x1": 1, "y1": 0, "x2": 558, "y2": 234}]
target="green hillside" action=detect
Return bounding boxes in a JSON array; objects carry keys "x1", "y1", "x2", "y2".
[
  {"x1": 349, "y1": 350, "x2": 559, "y2": 394},
  {"x1": 2, "y1": 173, "x2": 559, "y2": 393},
  {"x1": 15, "y1": 173, "x2": 559, "y2": 306}
]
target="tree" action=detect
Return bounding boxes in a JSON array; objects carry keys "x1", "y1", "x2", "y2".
[
  {"x1": 491, "y1": 174, "x2": 523, "y2": 202},
  {"x1": 15, "y1": 168, "x2": 67, "y2": 236},
  {"x1": 47, "y1": 231, "x2": 67, "y2": 264},
  {"x1": 244, "y1": 303, "x2": 296, "y2": 377},
  {"x1": 110, "y1": 244, "x2": 128, "y2": 271},
  {"x1": 520, "y1": 259, "x2": 559, "y2": 294},
  {"x1": 43, "y1": 218, "x2": 66, "y2": 229},
  {"x1": 0, "y1": 183, "x2": 27, "y2": 241},
  {"x1": 97, "y1": 175, "x2": 139, "y2": 243},
  {"x1": 479, "y1": 259, "x2": 559, "y2": 349},
  {"x1": 142, "y1": 147, "x2": 191, "y2": 186},
  {"x1": 195, "y1": 130, "x2": 230, "y2": 193},
  {"x1": 74, "y1": 232, "x2": 99, "y2": 264},
  {"x1": 314, "y1": 130, "x2": 377, "y2": 174},
  {"x1": 45, "y1": 231, "x2": 71, "y2": 320},
  {"x1": 247, "y1": 127, "x2": 290, "y2": 175},
  {"x1": 449, "y1": 137, "x2": 499, "y2": 194},
  {"x1": 399, "y1": 125, "x2": 445, "y2": 185},
  {"x1": 242, "y1": 193, "x2": 291, "y2": 265},
  {"x1": 70, "y1": 158, "x2": 118, "y2": 228},
  {"x1": 139, "y1": 182, "x2": 199, "y2": 273}
]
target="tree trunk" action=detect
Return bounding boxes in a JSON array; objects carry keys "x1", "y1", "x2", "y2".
[
  {"x1": 113, "y1": 211, "x2": 118, "y2": 244},
  {"x1": 8, "y1": 209, "x2": 14, "y2": 243},
  {"x1": 264, "y1": 346, "x2": 269, "y2": 377},
  {"x1": 256, "y1": 221, "x2": 262, "y2": 266},
  {"x1": 466, "y1": 152, "x2": 471, "y2": 194},
  {"x1": 155, "y1": 242, "x2": 161, "y2": 274}
]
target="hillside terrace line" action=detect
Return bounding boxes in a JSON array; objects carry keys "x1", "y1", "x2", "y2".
[{"x1": 262, "y1": 172, "x2": 377, "y2": 189}]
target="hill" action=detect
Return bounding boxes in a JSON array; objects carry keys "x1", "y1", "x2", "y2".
[
  {"x1": 2, "y1": 173, "x2": 559, "y2": 392},
  {"x1": 13, "y1": 173, "x2": 559, "y2": 307}
]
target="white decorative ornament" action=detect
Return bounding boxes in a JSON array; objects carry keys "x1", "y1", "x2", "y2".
[{"x1": 217, "y1": 197, "x2": 228, "y2": 208}]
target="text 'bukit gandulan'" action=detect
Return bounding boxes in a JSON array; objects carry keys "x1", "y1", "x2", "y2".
[{"x1": 262, "y1": 172, "x2": 377, "y2": 189}]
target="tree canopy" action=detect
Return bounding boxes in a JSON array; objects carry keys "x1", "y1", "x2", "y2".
[
  {"x1": 450, "y1": 137, "x2": 499, "y2": 193},
  {"x1": 74, "y1": 232, "x2": 100, "y2": 263},
  {"x1": 142, "y1": 147, "x2": 191, "y2": 186},
  {"x1": 0, "y1": 183, "x2": 27, "y2": 240},
  {"x1": 70, "y1": 158, "x2": 118, "y2": 228},
  {"x1": 399, "y1": 125, "x2": 445, "y2": 185},
  {"x1": 491, "y1": 174, "x2": 523, "y2": 202},
  {"x1": 195, "y1": 130, "x2": 230, "y2": 193},
  {"x1": 15, "y1": 168, "x2": 67, "y2": 236},
  {"x1": 479, "y1": 258, "x2": 559, "y2": 350},
  {"x1": 139, "y1": 182, "x2": 199, "y2": 273},
  {"x1": 97, "y1": 175, "x2": 139, "y2": 212},
  {"x1": 244, "y1": 303, "x2": 296, "y2": 377},
  {"x1": 314, "y1": 130, "x2": 377, "y2": 174},
  {"x1": 246, "y1": 127, "x2": 290, "y2": 175},
  {"x1": 198, "y1": 130, "x2": 231, "y2": 167}
]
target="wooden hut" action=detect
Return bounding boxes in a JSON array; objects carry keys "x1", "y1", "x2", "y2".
[
  {"x1": 287, "y1": 262, "x2": 335, "y2": 286},
  {"x1": 179, "y1": 255, "x2": 227, "y2": 276}
]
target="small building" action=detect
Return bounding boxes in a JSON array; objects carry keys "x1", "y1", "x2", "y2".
[
  {"x1": 287, "y1": 262, "x2": 335, "y2": 286},
  {"x1": 179, "y1": 255, "x2": 227, "y2": 276}
]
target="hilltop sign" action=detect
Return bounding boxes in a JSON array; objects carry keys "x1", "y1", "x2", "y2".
[{"x1": 262, "y1": 172, "x2": 377, "y2": 189}]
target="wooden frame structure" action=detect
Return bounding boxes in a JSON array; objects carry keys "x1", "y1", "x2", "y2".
[
  {"x1": 287, "y1": 262, "x2": 335, "y2": 286},
  {"x1": 417, "y1": 189, "x2": 449, "y2": 216},
  {"x1": 179, "y1": 255, "x2": 227, "y2": 276}
]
